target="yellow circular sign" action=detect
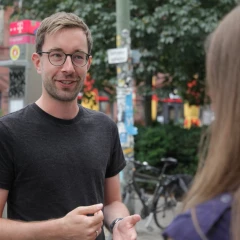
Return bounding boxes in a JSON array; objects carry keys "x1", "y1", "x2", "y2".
[{"x1": 10, "y1": 45, "x2": 20, "y2": 61}]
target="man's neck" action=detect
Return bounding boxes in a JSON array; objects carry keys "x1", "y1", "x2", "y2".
[{"x1": 35, "y1": 96, "x2": 79, "y2": 120}]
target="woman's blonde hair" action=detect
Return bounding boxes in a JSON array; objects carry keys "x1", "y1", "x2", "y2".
[
  {"x1": 35, "y1": 12, "x2": 92, "y2": 54},
  {"x1": 183, "y1": 5, "x2": 240, "y2": 240}
]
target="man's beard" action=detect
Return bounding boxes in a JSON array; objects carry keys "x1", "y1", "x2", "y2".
[{"x1": 44, "y1": 78, "x2": 84, "y2": 102}]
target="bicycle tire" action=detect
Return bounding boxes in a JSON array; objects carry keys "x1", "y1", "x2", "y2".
[{"x1": 153, "y1": 190, "x2": 177, "y2": 229}]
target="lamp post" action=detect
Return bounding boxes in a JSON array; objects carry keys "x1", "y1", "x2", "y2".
[{"x1": 116, "y1": 0, "x2": 137, "y2": 213}]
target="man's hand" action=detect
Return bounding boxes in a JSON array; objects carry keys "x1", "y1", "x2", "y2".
[
  {"x1": 112, "y1": 214, "x2": 141, "y2": 240},
  {"x1": 58, "y1": 203, "x2": 104, "y2": 240}
]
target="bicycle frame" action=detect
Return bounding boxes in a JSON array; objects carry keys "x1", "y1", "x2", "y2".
[
  {"x1": 132, "y1": 170, "x2": 159, "y2": 216},
  {"x1": 123, "y1": 159, "x2": 180, "y2": 230},
  {"x1": 124, "y1": 159, "x2": 170, "y2": 208}
]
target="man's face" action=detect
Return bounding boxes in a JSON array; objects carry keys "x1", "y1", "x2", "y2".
[{"x1": 32, "y1": 28, "x2": 91, "y2": 102}]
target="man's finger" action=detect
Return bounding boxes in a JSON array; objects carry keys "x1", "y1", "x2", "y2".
[
  {"x1": 126, "y1": 214, "x2": 141, "y2": 225},
  {"x1": 73, "y1": 203, "x2": 103, "y2": 215}
]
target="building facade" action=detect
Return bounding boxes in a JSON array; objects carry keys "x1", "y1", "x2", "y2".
[{"x1": 0, "y1": 6, "x2": 13, "y2": 116}]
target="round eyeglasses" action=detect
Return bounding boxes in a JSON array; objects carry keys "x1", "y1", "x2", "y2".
[{"x1": 37, "y1": 50, "x2": 91, "y2": 67}]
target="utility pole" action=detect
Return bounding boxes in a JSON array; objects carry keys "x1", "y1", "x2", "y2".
[{"x1": 115, "y1": 0, "x2": 137, "y2": 213}]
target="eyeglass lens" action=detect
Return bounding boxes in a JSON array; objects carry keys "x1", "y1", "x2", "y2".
[{"x1": 48, "y1": 51, "x2": 88, "y2": 66}]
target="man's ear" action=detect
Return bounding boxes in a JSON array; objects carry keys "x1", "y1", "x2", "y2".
[
  {"x1": 32, "y1": 53, "x2": 41, "y2": 74},
  {"x1": 87, "y1": 56, "x2": 92, "y2": 71}
]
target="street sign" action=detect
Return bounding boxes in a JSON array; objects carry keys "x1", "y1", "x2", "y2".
[{"x1": 107, "y1": 47, "x2": 128, "y2": 64}]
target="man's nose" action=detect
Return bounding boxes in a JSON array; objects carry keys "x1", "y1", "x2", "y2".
[{"x1": 61, "y1": 55, "x2": 75, "y2": 72}]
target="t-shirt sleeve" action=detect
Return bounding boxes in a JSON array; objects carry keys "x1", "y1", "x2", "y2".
[
  {"x1": 0, "y1": 121, "x2": 14, "y2": 190},
  {"x1": 105, "y1": 122, "x2": 126, "y2": 178}
]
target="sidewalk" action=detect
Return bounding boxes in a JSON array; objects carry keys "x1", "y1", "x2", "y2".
[
  {"x1": 135, "y1": 217, "x2": 164, "y2": 240},
  {"x1": 134, "y1": 196, "x2": 164, "y2": 240}
]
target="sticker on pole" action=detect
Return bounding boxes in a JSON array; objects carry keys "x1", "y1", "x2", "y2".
[{"x1": 107, "y1": 47, "x2": 128, "y2": 64}]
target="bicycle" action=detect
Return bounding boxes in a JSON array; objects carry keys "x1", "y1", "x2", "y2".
[{"x1": 122, "y1": 157, "x2": 193, "y2": 231}]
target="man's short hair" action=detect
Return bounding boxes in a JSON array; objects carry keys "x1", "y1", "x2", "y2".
[{"x1": 35, "y1": 12, "x2": 92, "y2": 54}]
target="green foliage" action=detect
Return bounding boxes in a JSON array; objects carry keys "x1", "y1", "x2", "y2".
[
  {"x1": 134, "y1": 123, "x2": 204, "y2": 175},
  {"x1": 0, "y1": 0, "x2": 14, "y2": 6},
  {"x1": 131, "y1": 0, "x2": 237, "y2": 105}
]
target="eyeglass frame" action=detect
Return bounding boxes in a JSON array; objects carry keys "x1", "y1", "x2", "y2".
[{"x1": 37, "y1": 50, "x2": 91, "y2": 67}]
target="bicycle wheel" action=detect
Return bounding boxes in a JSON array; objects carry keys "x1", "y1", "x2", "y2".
[{"x1": 153, "y1": 190, "x2": 177, "y2": 229}]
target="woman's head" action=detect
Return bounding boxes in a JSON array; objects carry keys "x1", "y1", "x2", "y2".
[
  {"x1": 184, "y1": 5, "x2": 240, "y2": 210},
  {"x1": 35, "y1": 12, "x2": 93, "y2": 54},
  {"x1": 207, "y1": 5, "x2": 240, "y2": 117},
  {"x1": 205, "y1": 5, "x2": 240, "y2": 187}
]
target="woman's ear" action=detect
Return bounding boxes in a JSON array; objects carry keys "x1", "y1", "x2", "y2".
[{"x1": 32, "y1": 53, "x2": 41, "y2": 74}]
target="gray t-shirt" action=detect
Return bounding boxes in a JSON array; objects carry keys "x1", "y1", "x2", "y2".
[{"x1": 0, "y1": 103, "x2": 126, "y2": 240}]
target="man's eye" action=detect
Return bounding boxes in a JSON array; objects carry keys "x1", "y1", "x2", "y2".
[
  {"x1": 75, "y1": 55, "x2": 84, "y2": 60},
  {"x1": 51, "y1": 52, "x2": 63, "y2": 58}
]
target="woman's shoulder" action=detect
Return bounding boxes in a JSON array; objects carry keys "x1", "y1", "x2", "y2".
[{"x1": 162, "y1": 193, "x2": 232, "y2": 240}]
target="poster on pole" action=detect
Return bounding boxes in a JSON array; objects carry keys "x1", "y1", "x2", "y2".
[{"x1": 125, "y1": 93, "x2": 138, "y2": 135}]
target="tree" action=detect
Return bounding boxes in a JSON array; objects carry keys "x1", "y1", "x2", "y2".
[
  {"x1": 130, "y1": 0, "x2": 237, "y2": 124},
  {"x1": 4, "y1": 0, "x2": 238, "y2": 125}
]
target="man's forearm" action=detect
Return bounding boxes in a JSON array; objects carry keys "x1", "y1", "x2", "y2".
[
  {"x1": 104, "y1": 201, "x2": 130, "y2": 229},
  {"x1": 0, "y1": 217, "x2": 62, "y2": 240},
  {"x1": 104, "y1": 201, "x2": 141, "y2": 239}
]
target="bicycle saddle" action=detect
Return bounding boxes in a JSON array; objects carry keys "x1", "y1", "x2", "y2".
[{"x1": 161, "y1": 157, "x2": 178, "y2": 164}]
